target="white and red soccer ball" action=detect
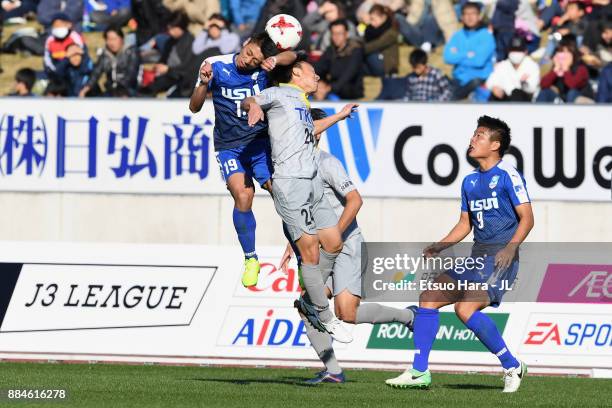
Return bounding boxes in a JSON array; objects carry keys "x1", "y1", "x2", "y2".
[{"x1": 265, "y1": 14, "x2": 302, "y2": 50}]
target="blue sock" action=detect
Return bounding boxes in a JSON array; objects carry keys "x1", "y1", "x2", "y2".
[
  {"x1": 465, "y1": 311, "x2": 519, "y2": 370},
  {"x1": 412, "y1": 307, "x2": 439, "y2": 372},
  {"x1": 233, "y1": 208, "x2": 257, "y2": 259}
]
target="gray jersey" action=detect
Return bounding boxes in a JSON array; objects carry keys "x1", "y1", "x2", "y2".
[
  {"x1": 316, "y1": 150, "x2": 361, "y2": 240},
  {"x1": 254, "y1": 85, "x2": 316, "y2": 179}
]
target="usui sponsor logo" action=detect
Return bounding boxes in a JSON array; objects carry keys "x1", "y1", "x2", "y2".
[
  {"x1": 218, "y1": 307, "x2": 308, "y2": 347},
  {"x1": 521, "y1": 314, "x2": 612, "y2": 354}
]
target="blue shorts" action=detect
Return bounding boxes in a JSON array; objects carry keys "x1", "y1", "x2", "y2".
[
  {"x1": 215, "y1": 138, "x2": 273, "y2": 187},
  {"x1": 446, "y1": 250, "x2": 519, "y2": 307}
]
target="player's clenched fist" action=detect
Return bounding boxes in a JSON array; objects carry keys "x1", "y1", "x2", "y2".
[{"x1": 199, "y1": 62, "x2": 213, "y2": 85}]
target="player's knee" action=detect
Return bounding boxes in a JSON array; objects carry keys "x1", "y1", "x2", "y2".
[
  {"x1": 335, "y1": 304, "x2": 356, "y2": 324},
  {"x1": 419, "y1": 290, "x2": 438, "y2": 308},
  {"x1": 233, "y1": 189, "x2": 254, "y2": 209},
  {"x1": 454, "y1": 303, "x2": 475, "y2": 323},
  {"x1": 322, "y1": 240, "x2": 343, "y2": 254}
]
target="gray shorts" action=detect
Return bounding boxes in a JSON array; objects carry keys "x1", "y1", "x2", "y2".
[
  {"x1": 326, "y1": 232, "x2": 364, "y2": 297},
  {"x1": 272, "y1": 177, "x2": 337, "y2": 242}
]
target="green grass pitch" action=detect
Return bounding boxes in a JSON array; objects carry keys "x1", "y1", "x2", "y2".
[{"x1": 0, "y1": 362, "x2": 610, "y2": 408}]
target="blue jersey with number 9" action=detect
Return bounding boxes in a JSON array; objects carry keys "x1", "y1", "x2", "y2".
[
  {"x1": 198, "y1": 53, "x2": 269, "y2": 151},
  {"x1": 461, "y1": 159, "x2": 530, "y2": 244}
]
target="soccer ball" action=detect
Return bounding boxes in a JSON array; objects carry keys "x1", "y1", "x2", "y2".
[{"x1": 265, "y1": 14, "x2": 302, "y2": 51}]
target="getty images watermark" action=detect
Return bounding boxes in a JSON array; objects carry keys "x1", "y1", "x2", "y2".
[{"x1": 360, "y1": 242, "x2": 612, "y2": 303}]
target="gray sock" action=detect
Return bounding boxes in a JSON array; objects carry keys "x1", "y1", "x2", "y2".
[
  {"x1": 299, "y1": 311, "x2": 341, "y2": 374},
  {"x1": 318, "y1": 248, "x2": 339, "y2": 283},
  {"x1": 355, "y1": 303, "x2": 414, "y2": 325},
  {"x1": 300, "y1": 263, "x2": 333, "y2": 322}
]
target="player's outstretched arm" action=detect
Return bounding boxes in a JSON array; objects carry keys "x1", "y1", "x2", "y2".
[
  {"x1": 424, "y1": 211, "x2": 472, "y2": 257},
  {"x1": 189, "y1": 61, "x2": 213, "y2": 113},
  {"x1": 337, "y1": 190, "x2": 363, "y2": 235},
  {"x1": 314, "y1": 103, "x2": 358, "y2": 136},
  {"x1": 495, "y1": 203, "x2": 534, "y2": 270}
]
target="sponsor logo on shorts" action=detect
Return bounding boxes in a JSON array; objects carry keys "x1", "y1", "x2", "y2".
[
  {"x1": 520, "y1": 313, "x2": 612, "y2": 355},
  {"x1": 366, "y1": 312, "x2": 509, "y2": 352},
  {"x1": 537, "y1": 264, "x2": 612, "y2": 304}
]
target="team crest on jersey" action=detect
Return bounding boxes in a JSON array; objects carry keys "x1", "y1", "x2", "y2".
[{"x1": 489, "y1": 175, "x2": 500, "y2": 189}]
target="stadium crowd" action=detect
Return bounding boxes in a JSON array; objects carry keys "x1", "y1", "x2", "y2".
[{"x1": 1, "y1": 0, "x2": 610, "y2": 102}]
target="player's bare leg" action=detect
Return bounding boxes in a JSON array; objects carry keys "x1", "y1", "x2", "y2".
[{"x1": 226, "y1": 173, "x2": 260, "y2": 287}]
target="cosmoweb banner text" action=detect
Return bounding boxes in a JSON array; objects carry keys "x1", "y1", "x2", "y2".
[{"x1": 0, "y1": 99, "x2": 610, "y2": 201}]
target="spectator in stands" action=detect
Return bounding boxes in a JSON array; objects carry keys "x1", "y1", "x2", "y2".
[
  {"x1": 443, "y1": 2, "x2": 495, "y2": 100},
  {"x1": 581, "y1": 18, "x2": 612, "y2": 71},
  {"x1": 192, "y1": 13, "x2": 240, "y2": 55},
  {"x1": 395, "y1": 1, "x2": 444, "y2": 52},
  {"x1": 486, "y1": 36, "x2": 539, "y2": 101},
  {"x1": 303, "y1": 0, "x2": 356, "y2": 51},
  {"x1": 364, "y1": 4, "x2": 399, "y2": 78},
  {"x1": 229, "y1": 0, "x2": 266, "y2": 39},
  {"x1": 162, "y1": 0, "x2": 220, "y2": 35},
  {"x1": 404, "y1": 48, "x2": 451, "y2": 101},
  {"x1": 356, "y1": 0, "x2": 408, "y2": 25},
  {"x1": 80, "y1": 27, "x2": 140, "y2": 97},
  {"x1": 44, "y1": 79, "x2": 69, "y2": 96},
  {"x1": 597, "y1": 63, "x2": 612, "y2": 102},
  {"x1": 313, "y1": 18, "x2": 364, "y2": 100},
  {"x1": 537, "y1": 42, "x2": 594, "y2": 102},
  {"x1": 87, "y1": 0, "x2": 132, "y2": 30},
  {"x1": 43, "y1": 12, "x2": 87, "y2": 79},
  {"x1": 544, "y1": 0, "x2": 588, "y2": 61},
  {"x1": 2, "y1": 0, "x2": 38, "y2": 23},
  {"x1": 491, "y1": 0, "x2": 519, "y2": 61},
  {"x1": 54, "y1": 43, "x2": 93, "y2": 96},
  {"x1": 8, "y1": 68, "x2": 36, "y2": 96},
  {"x1": 132, "y1": 0, "x2": 171, "y2": 46},
  {"x1": 140, "y1": 12, "x2": 196, "y2": 97},
  {"x1": 399, "y1": 0, "x2": 459, "y2": 49},
  {"x1": 38, "y1": 0, "x2": 84, "y2": 31},
  {"x1": 515, "y1": 0, "x2": 542, "y2": 54},
  {"x1": 554, "y1": 0, "x2": 588, "y2": 39}
]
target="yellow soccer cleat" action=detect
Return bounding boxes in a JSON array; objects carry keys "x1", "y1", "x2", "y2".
[{"x1": 241, "y1": 257, "x2": 261, "y2": 287}]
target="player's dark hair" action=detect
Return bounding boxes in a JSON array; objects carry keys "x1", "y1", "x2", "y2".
[
  {"x1": 409, "y1": 49, "x2": 428, "y2": 67},
  {"x1": 477, "y1": 115, "x2": 511, "y2": 156},
  {"x1": 249, "y1": 32, "x2": 280, "y2": 58},
  {"x1": 15, "y1": 68, "x2": 36, "y2": 91},
  {"x1": 104, "y1": 26, "x2": 124, "y2": 39},
  {"x1": 311, "y1": 108, "x2": 328, "y2": 121},
  {"x1": 269, "y1": 52, "x2": 309, "y2": 85},
  {"x1": 329, "y1": 18, "x2": 349, "y2": 32}
]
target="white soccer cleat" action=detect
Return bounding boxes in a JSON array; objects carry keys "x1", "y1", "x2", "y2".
[
  {"x1": 502, "y1": 360, "x2": 527, "y2": 393},
  {"x1": 321, "y1": 317, "x2": 353, "y2": 344},
  {"x1": 385, "y1": 368, "x2": 431, "y2": 389}
]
